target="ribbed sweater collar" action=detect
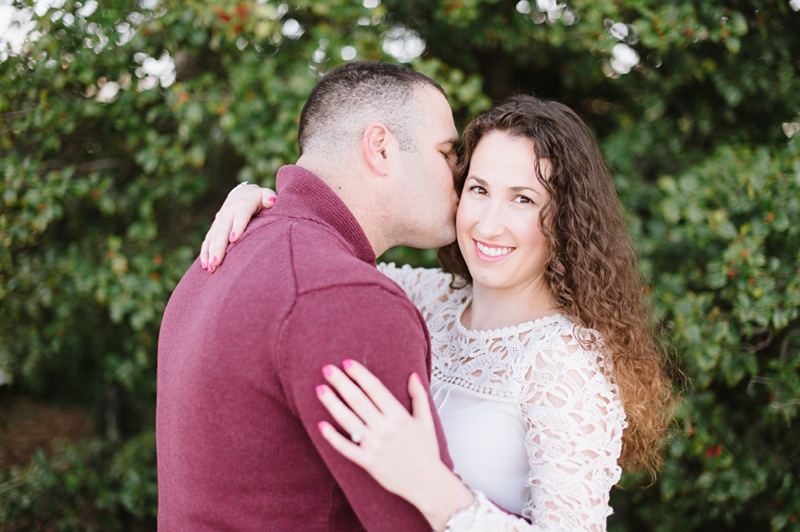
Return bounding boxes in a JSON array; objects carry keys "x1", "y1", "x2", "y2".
[{"x1": 276, "y1": 165, "x2": 376, "y2": 265}]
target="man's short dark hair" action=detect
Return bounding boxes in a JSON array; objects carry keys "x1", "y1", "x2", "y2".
[{"x1": 297, "y1": 61, "x2": 446, "y2": 157}]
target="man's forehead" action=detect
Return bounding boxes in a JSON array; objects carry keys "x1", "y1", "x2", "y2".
[
  {"x1": 414, "y1": 85, "x2": 458, "y2": 139},
  {"x1": 417, "y1": 85, "x2": 453, "y2": 114}
]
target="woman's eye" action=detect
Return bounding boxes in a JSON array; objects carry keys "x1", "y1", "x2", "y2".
[
  {"x1": 470, "y1": 186, "x2": 487, "y2": 195},
  {"x1": 514, "y1": 195, "x2": 533, "y2": 204}
]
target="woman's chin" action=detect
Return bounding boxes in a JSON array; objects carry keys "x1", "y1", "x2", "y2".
[{"x1": 467, "y1": 270, "x2": 510, "y2": 292}]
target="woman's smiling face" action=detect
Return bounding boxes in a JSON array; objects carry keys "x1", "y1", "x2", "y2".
[{"x1": 456, "y1": 131, "x2": 552, "y2": 295}]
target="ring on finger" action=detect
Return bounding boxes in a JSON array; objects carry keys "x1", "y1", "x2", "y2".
[{"x1": 350, "y1": 424, "x2": 366, "y2": 444}]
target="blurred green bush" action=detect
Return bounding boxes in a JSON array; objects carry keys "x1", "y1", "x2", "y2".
[
  {"x1": 0, "y1": 432, "x2": 156, "y2": 531},
  {"x1": 0, "y1": 0, "x2": 798, "y2": 529}
]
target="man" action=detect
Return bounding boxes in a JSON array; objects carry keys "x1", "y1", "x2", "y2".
[{"x1": 157, "y1": 61, "x2": 463, "y2": 530}]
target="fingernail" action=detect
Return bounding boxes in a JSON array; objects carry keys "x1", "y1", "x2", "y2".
[
  {"x1": 412, "y1": 372, "x2": 421, "y2": 384},
  {"x1": 212, "y1": 256, "x2": 218, "y2": 265},
  {"x1": 200, "y1": 261, "x2": 206, "y2": 270},
  {"x1": 322, "y1": 365, "x2": 333, "y2": 377},
  {"x1": 268, "y1": 197, "x2": 276, "y2": 203},
  {"x1": 342, "y1": 359, "x2": 353, "y2": 370},
  {"x1": 316, "y1": 385, "x2": 326, "y2": 396},
  {"x1": 317, "y1": 421, "x2": 326, "y2": 432},
  {"x1": 229, "y1": 231, "x2": 236, "y2": 241}
]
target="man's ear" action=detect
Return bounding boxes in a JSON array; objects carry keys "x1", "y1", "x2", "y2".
[{"x1": 361, "y1": 123, "x2": 392, "y2": 176}]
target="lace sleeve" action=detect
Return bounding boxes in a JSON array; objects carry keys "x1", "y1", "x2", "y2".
[
  {"x1": 445, "y1": 330, "x2": 626, "y2": 532},
  {"x1": 377, "y1": 262, "x2": 457, "y2": 314}
]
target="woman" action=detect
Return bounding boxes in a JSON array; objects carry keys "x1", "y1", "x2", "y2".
[{"x1": 200, "y1": 95, "x2": 672, "y2": 530}]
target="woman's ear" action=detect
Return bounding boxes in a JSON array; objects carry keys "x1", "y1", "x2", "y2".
[{"x1": 361, "y1": 123, "x2": 392, "y2": 176}]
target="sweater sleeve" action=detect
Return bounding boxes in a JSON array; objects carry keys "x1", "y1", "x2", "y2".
[{"x1": 277, "y1": 282, "x2": 453, "y2": 531}]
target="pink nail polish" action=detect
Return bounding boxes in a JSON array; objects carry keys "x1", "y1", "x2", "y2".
[
  {"x1": 322, "y1": 365, "x2": 333, "y2": 377},
  {"x1": 229, "y1": 231, "x2": 236, "y2": 241},
  {"x1": 316, "y1": 385, "x2": 326, "y2": 396},
  {"x1": 317, "y1": 421, "x2": 326, "y2": 432},
  {"x1": 200, "y1": 261, "x2": 207, "y2": 270},
  {"x1": 342, "y1": 359, "x2": 353, "y2": 370},
  {"x1": 212, "y1": 256, "x2": 218, "y2": 265},
  {"x1": 268, "y1": 197, "x2": 277, "y2": 203},
  {"x1": 412, "y1": 372, "x2": 421, "y2": 384}
]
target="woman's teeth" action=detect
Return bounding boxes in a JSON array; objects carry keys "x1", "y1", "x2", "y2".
[{"x1": 476, "y1": 242, "x2": 513, "y2": 257}]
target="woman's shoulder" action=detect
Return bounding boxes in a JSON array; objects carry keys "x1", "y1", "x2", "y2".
[
  {"x1": 526, "y1": 314, "x2": 602, "y2": 355},
  {"x1": 520, "y1": 315, "x2": 617, "y2": 388},
  {"x1": 520, "y1": 316, "x2": 626, "y2": 426},
  {"x1": 377, "y1": 261, "x2": 454, "y2": 282},
  {"x1": 377, "y1": 262, "x2": 468, "y2": 304}
]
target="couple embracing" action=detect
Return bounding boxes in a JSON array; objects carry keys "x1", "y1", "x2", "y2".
[{"x1": 157, "y1": 61, "x2": 671, "y2": 531}]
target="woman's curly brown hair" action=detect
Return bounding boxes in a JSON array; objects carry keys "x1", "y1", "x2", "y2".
[{"x1": 438, "y1": 95, "x2": 673, "y2": 477}]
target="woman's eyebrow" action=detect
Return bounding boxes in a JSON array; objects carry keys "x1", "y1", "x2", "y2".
[
  {"x1": 466, "y1": 176, "x2": 541, "y2": 196},
  {"x1": 509, "y1": 186, "x2": 540, "y2": 194}
]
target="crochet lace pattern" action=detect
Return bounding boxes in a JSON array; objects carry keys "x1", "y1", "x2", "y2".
[{"x1": 379, "y1": 263, "x2": 627, "y2": 532}]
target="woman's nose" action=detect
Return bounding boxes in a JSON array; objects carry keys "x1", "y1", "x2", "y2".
[{"x1": 475, "y1": 201, "x2": 505, "y2": 238}]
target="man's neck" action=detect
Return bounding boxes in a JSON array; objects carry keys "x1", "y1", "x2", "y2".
[{"x1": 295, "y1": 158, "x2": 392, "y2": 257}]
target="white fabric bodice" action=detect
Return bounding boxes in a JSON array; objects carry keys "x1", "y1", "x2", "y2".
[
  {"x1": 378, "y1": 263, "x2": 627, "y2": 532},
  {"x1": 432, "y1": 380, "x2": 529, "y2": 513}
]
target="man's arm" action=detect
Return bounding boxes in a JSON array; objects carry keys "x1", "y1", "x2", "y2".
[{"x1": 277, "y1": 283, "x2": 453, "y2": 531}]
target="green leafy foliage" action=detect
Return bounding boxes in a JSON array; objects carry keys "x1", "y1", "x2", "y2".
[
  {"x1": 0, "y1": 433, "x2": 157, "y2": 531},
  {"x1": 1, "y1": 0, "x2": 798, "y2": 529},
  {"x1": 611, "y1": 137, "x2": 800, "y2": 531}
]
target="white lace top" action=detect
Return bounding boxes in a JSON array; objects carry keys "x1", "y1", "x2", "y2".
[{"x1": 378, "y1": 263, "x2": 626, "y2": 532}]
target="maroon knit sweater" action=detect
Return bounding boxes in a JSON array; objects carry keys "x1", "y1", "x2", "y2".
[{"x1": 157, "y1": 165, "x2": 454, "y2": 531}]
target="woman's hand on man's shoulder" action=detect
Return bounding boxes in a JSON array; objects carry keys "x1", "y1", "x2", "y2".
[{"x1": 199, "y1": 184, "x2": 277, "y2": 272}]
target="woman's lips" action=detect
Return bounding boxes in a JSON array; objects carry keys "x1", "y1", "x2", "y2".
[{"x1": 474, "y1": 240, "x2": 515, "y2": 262}]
